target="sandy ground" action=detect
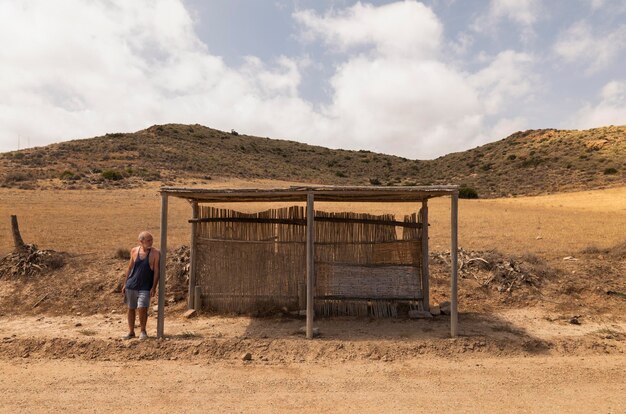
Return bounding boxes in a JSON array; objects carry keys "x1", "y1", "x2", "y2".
[
  {"x1": 2, "y1": 355, "x2": 625, "y2": 413},
  {"x1": 1, "y1": 309, "x2": 625, "y2": 413}
]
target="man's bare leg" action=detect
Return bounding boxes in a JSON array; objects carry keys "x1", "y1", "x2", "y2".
[
  {"x1": 138, "y1": 307, "x2": 148, "y2": 334},
  {"x1": 127, "y1": 308, "x2": 136, "y2": 335}
]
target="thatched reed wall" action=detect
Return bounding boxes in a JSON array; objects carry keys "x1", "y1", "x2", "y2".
[{"x1": 194, "y1": 206, "x2": 424, "y2": 316}]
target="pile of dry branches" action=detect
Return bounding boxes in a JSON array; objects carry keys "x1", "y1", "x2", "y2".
[
  {"x1": 0, "y1": 244, "x2": 65, "y2": 278},
  {"x1": 432, "y1": 248, "x2": 550, "y2": 293}
]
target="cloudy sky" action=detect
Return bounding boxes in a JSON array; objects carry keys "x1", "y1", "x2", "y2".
[{"x1": 1, "y1": 0, "x2": 625, "y2": 158}]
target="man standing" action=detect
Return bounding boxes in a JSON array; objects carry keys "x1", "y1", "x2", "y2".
[{"x1": 122, "y1": 231, "x2": 160, "y2": 340}]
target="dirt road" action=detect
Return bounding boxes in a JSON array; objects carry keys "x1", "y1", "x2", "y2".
[
  {"x1": 1, "y1": 310, "x2": 625, "y2": 413},
  {"x1": 2, "y1": 356, "x2": 625, "y2": 413}
]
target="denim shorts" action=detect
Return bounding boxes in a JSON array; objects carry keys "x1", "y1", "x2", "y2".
[{"x1": 126, "y1": 289, "x2": 150, "y2": 309}]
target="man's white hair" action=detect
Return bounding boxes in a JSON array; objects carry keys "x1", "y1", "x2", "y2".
[{"x1": 138, "y1": 231, "x2": 153, "y2": 241}]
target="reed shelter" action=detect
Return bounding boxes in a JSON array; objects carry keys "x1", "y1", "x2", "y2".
[{"x1": 156, "y1": 186, "x2": 460, "y2": 339}]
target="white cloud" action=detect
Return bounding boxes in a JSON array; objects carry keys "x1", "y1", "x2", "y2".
[
  {"x1": 572, "y1": 80, "x2": 626, "y2": 128},
  {"x1": 0, "y1": 0, "x2": 538, "y2": 160},
  {"x1": 587, "y1": 0, "x2": 606, "y2": 10},
  {"x1": 448, "y1": 32, "x2": 474, "y2": 56},
  {"x1": 324, "y1": 56, "x2": 483, "y2": 157},
  {"x1": 294, "y1": 1, "x2": 443, "y2": 59},
  {"x1": 488, "y1": 0, "x2": 539, "y2": 26},
  {"x1": 472, "y1": 0, "x2": 541, "y2": 41},
  {"x1": 0, "y1": 0, "x2": 320, "y2": 152},
  {"x1": 293, "y1": 2, "x2": 536, "y2": 158},
  {"x1": 585, "y1": 0, "x2": 626, "y2": 13},
  {"x1": 469, "y1": 50, "x2": 535, "y2": 114},
  {"x1": 553, "y1": 21, "x2": 626, "y2": 74},
  {"x1": 485, "y1": 117, "x2": 528, "y2": 143}
]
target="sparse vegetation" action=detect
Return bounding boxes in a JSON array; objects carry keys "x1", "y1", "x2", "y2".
[
  {"x1": 580, "y1": 245, "x2": 604, "y2": 254},
  {"x1": 101, "y1": 170, "x2": 123, "y2": 181},
  {"x1": 3, "y1": 172, "x2": 31, "y2": 183},
  {"x1": 0, "y1": 124, "x2": 623, "y2": 196},
  {"x1": 459, "y1": 187, "x2": 479, "y2": 199},
  {"x1": 60, "y1": 170, "x2": 80, "y2": 181},
  {"x1": 521, "y1": 157, "x2": 542, "y2": 167},
  {"x1": 179, "y1": 331, "x2": 202, "y2": 339},
  {"x1": 114, "y1": 248, "x2": 131, "y2": 260}
]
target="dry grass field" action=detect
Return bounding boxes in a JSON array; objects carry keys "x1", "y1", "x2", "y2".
[
  {"x1": 1, "y1": 182, "x2": 625, "y2": 413},
  {"x1": 1, "y1": 181, "x2": 624, "y2": 258}
]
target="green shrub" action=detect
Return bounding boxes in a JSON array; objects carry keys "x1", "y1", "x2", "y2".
[
  {"x1": 60, "y1": 170, "x2": 78, "y2": 180},
  {"x1": 604, "y1": 167, "x2": 618, "y2": 175},
  {"x1": 459, "y1": 187, "x2": 479, "y2": 199},
  {"x1": 507, "y1": 154, "x2": 517, "y2": 160},
  {"x1": 335, "y1": 171, "x2": 347, "y2": 178},
  {"x1": 369, "y1": 178, "x2": 381, "y2": 185},
  {"x1": 138, "y1": 169, "x2": 161, "y2": 181},
  {"x1": 101, "y1": 170, "x2": 123, "y2": 181}
]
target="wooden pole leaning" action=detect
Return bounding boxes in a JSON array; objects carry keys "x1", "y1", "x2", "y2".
[
  {"x1": 420, "y1": 199, "x2": 430, "y2": 312},
  {"x1": 306, "y1": 193, "x2": 315, "y2": 339},
  {"x1": 10, "y1": 215, "x2": 26, "y2": 252},
  {"x1": 157, "y1": 193, "x2": 168, "y2": 339},
  {"x1": 450, "y1": 192, "x2": 459, "y2": 338},
  {"x1": 188, "y1": 201, "x2": 199, "y2": 309}
]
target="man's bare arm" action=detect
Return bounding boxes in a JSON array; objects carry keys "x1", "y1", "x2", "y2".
[
  {"x1": 122, "y1": 247, "x2": 136, "y2": 295},
  {"x1": 150, "y1": 250, "x2": 160, "y2": 297}
]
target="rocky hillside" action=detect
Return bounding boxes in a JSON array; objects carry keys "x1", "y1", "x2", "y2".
[{"x1": 0, "y1": 124, "x2": 624, "y2": 197}]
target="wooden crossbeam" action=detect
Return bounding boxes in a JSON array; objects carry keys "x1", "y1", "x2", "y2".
[{"x1": 188, "y1": 216, "x2": 423, "y2": 228}]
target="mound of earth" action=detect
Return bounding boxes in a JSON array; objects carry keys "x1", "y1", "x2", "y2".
[{"x1": 0, "y1": 244, "x2": 66, "y2": 279}]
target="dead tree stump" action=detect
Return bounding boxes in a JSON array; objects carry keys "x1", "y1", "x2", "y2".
[{"x1": 11, "y1": 215, "x2": 27, "y2": 252}]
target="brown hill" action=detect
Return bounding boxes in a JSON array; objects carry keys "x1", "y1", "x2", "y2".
[{"x1": 0, "y1": 124, "x2": 624, "y2": 197}]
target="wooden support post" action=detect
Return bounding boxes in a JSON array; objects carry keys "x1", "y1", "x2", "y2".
[
  {"x1": 421, "y1": 199, "x2": 430, "y2": 312},
  {"x1": 451, "y1": 192, "x2": 459, "y2": 338},
  {"x1": 194, "y1": 285, "x2": 202, "y2": 312},
  {"x1": 306, "y1": 193, "x2": 315, "y2": 339},
  {"x1": 188, "y1": 201, "x2": 199, "y2": 309},
  {"x1": 157, "y1": 193, "x2": 168, "y2": 339},
  {"x1": 10, "y1": 215, "x2": 26, "y2": 252}
]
